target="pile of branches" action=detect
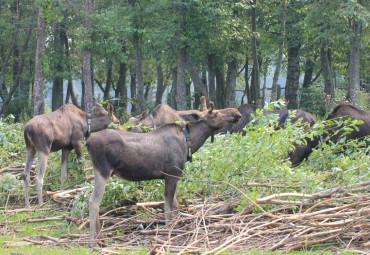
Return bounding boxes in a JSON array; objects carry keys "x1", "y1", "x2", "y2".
[{"x1": 3, "y1": 181, "x2": 369, "y2": 254}]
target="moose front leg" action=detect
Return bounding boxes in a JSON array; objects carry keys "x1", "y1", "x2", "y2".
[{"x1": 61, "y1": 149, "x2": 71, "y2": 188}]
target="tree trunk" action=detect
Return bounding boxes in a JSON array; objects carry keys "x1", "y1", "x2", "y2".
[
  {"x1": 103, "y1": 60, "x2": 113, "y2": 100},
  {"x1": 170, "y1": 68, "x2": 177, "y2": 109},
  {"x1": 63, "y1": 18, "x2": 79, "y2": 107},
  {"x1": 177, "y1": 48, "x2": 187, "y2": 110},
  {"x1": 215, "y1": 65, "x2": 225, "y2": 108},
  {"x1": 184, "y1": 50, "x2": 208, "y2": 100},
  {"x1": 225, "y1": 57, "x2": 237, "y2": 107},
  {"x1": 1, "y1": 7, "x2": 34, "y2": 115},
  {"x1": 155, "y1": 62, "x2": 165, "y2": 105},
  {"x1": 52, "y1": 17, "x2": 64, "y2": 111},
  {"x1": 130, "y1": 67, "x2": 137, "y2": 113},
  {"x1": 33, "y1": 6, "x2": 46, "y2": 116},
  {"x1": 321, "y1": 47, "x2": 334, "y2": 98},
  {"x1": 242, "y1": 55, "x2": 251, "y2": 104},
  {"x1": 0, "y1": 0, "x2": 22, "y2": 101},
  {"x1": 348, "y1": 17, "x2": 362, "y2": 106},
  {"x1": 207, "y1": 54, "x2": 216, "y2": 103},
  {"x1": 285, "y1": 44, "x2": 300, "y2": 109},
  {"x1": 302, "y1": 58, "x2": 314, "y2": 89},
  {"x1": 271, "y1": 2, "x2": 286, "y2": 102},
  {"x1": 116, "y1": 53, "x2": 127, "y2": 111},
  {"x1": 134, "y1": 33, "x2": 145, "y2": 111},
  {"x1": 251, "y1": 0, "x2": 260, "y2": 106},
  {"x1": 83, "y1": 0, "x2": 94, "y2": 113}
]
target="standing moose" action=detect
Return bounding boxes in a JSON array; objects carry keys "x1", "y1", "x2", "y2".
[
  {"x1": 86, "y1": 102, "x2": 241, "y2": 248},
  {"x1": 23, "y1": 103, "x2": 120, "y2": 208}
]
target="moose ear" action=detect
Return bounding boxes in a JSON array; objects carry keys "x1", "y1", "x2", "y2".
[
  {"x1": 107, "y1": 103, "x2": 114, "y2": 117},
  {"x1": 139, "y1": 109, "x2": 149, "y2": 120},
  {"x1": 180, "y1": 112, "x2": 201, "y2": 122},
  {"x1": 200, "y1": 96, "x2": 207, "y2": 111},
  {"x1": 208, "y1": 101, "x2": 214, "y2": 114},
  {"x1": 95, "y1": 102, "x2": 108, "y2": 114}
]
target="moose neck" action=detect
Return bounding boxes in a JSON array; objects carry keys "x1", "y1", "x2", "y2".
[
  {"x1": 186, "y1": 121, "x2": 215, "y2": 153},
  {"x1": 89, "y1": 113, "x2": 110, "y2": 132}
]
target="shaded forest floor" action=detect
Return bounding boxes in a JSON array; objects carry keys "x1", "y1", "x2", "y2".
[{"x1": 0, "y1": 166, "x2": 369, "y2": 254}]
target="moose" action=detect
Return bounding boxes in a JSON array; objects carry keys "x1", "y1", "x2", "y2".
[
  {"x1": 23, "y1": 103, "x2": 120, "y2": 208},
  {"x1": 289, "y1": 104, "x2": 370, "y2": 166},
  {"x1": 127, "y1": 96, "x2": 208, "y2": 132},
  {"x1": 217, "y1": 104, "x2": 316, "y2": 135},
  {"x1": 86, "y1": 102, "x2": 241, "y2": 248}
]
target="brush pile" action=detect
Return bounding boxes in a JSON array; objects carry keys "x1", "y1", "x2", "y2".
[{"x1": 2, "y1": 178, "x2": 369, "y2": 254}]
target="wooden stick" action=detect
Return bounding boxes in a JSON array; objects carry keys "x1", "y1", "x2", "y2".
[{"x1": 256, "y1": 193, "x2": 313, "y2": 203}]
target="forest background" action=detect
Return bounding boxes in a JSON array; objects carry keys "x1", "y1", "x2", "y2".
[{"x1": 0, "y1": 0, "x2": 368, "y2": 121}]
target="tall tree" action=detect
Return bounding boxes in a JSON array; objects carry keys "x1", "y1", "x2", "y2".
[
  {"x1": 251, "y1": 0, "x2": 260, "y2": 106},
  {"x1": 225, "y1": 57, "x2": 237, "y2": 107},
  {"x1": 1, "y1": 7, "x2": 35, "y2": 115},
  {"x1": 83, "y1": 0, "x2": 94, "y2": 113},
  {"x1": 0, "y1": 0, "x2": 23, "y2": 102},
  {"x1": 348, "y1": 3, "x2": 362, "y2": 106},
  {"x1": 33, "y1": 5, "x2": 46, "y2": 116},
  {"x1": 52, "y1": 5, "x2": 65, "y2": 111},
  {"x1": 271, "y1": 2, "x2": 286, "y2": 102}
]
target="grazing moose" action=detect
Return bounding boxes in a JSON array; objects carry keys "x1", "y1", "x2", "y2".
[
  {"x1": 217, "y1": 104, "x2": 316, "y2": 135},
  {"x1": 289, "y1": 104, "x2": 370, "y2": 166},
  {"x1": 23, "y1": 103, "x2": 120, "y2": 208},
  {"x1": 127, "y1": 96, "x2": 208, "y2": 132},
  {"x1": 86, "y1": 102, "x2": 241, "y2": 248}
]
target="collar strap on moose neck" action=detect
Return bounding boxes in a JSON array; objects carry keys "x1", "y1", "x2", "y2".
[
  {"x1": 86, "y1": 113, "x2": 91, "y2": 138},
  {"x1": 182, "y1": 126, "x2": 192, "y2": 162},
  {"x1": 150, "y1": 113, "x2": 156, "y2": 129}
]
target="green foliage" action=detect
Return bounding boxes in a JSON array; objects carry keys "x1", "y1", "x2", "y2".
[
  {"x1": 0, "y1": 173, "x2": 24, "y2": 205},
  {"x1": 0, "y1": 119, "x2": 26, "y2": 168},
  {"x1": 179, "y1": 102, "x2": 369, "y2": 210}
]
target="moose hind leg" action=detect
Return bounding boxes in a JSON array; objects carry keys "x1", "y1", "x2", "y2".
[
  {"x1": 24, "y1": 147, "x2": 36, "y2": 208},
  {"x1": 61, "y1": 149, "x2": 71, "y2": 188},
  {"x1": 89, "y1": 170, "x2": 109, "y2": 248},
  {"x1": 164, "y1": 177, "x2": 179, "y2": 223},
  {"x1": 36, "y1": 152, "x2": 49, "y2": 206}
]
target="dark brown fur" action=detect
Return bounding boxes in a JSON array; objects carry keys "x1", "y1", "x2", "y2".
[
  {"x1": 23, "y1": 103, "x2": 120, "y2": 208},
  {"x1": 289, "y1": 104, "x2": 370, "y2": 166},
  {"x1": 217, "y1": 104, "x2": 316, "y2": 135},
  {"x1": 86, "y1": 103, "x2": 241, "y2": 248}
]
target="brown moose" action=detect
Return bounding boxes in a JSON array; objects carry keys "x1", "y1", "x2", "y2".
[
  {"x1": 86, "y1": 102, "x2": 241, "y2": 248},
  {"x1": 23, "y1": 103, "x2": 120, "y2": 208},
  {"x1": 127, "y1": 96, "x2": 208, "y2": 132},
  {"x1": 217, "y1": 104, "x2": 316, "y2": 135},
  {"x1": 289, "y1": 104, "x2": 370, "y2": 166}
]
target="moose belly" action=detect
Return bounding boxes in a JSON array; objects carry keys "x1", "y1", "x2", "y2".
[{"x1": 112, "y1": 166, "x2": 165, "y2": 182}]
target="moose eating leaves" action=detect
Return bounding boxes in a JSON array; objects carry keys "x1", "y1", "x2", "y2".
[
  {"x1": 289, "y1": 104, "x2": 370, "y2": 166},
  {"x1": 86, "y1": 102, "x2": 241, "y2": 248},
  {"x1": 23, "y1": 103, "x2": 120, "y2": 208}
]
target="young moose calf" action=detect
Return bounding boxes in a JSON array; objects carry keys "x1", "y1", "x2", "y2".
[
  {"x1": 23, "y1": 103, "x2": 120, "y2": 208},
  {"x1": 86, "y1": 102, "x2": 241, "y2": 248}
]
